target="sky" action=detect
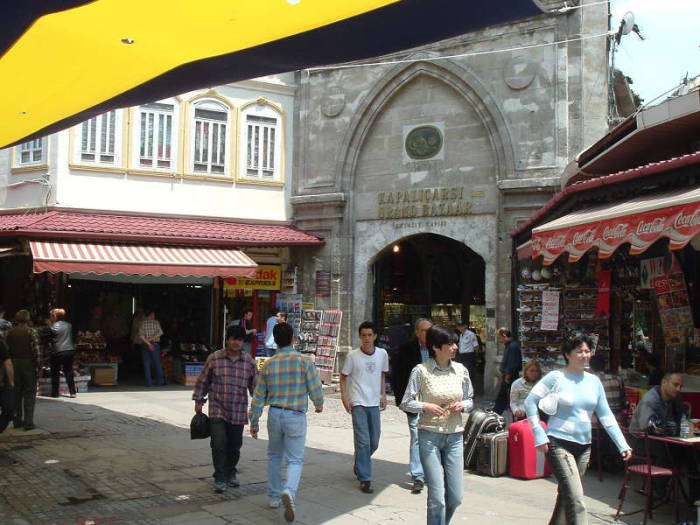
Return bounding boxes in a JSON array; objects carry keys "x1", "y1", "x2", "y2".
[{"x1": 610, "y1": 0, "x2": 700, "y2": 104}]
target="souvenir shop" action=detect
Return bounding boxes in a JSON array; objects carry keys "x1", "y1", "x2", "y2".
[{"x1": 513, "y1": 174, "x2": 700, "y2": 412}]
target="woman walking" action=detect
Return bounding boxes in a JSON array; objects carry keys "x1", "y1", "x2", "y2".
[
  {"x1": 49, "y1": 308, "x2": 77, "y2": 398},
  {"x1": 400, "y1": 325, "x2": 473, "y2": 525},
  {"x1": 524, "y1": 334, "x2": 632, "y2": 525}
]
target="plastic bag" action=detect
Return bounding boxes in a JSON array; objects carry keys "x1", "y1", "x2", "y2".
[{"x1": 190, "y1": 412, "x2": 210, "y2": 440}]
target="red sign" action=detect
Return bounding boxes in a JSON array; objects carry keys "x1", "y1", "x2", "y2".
[{"x1": 532, "y1": 197, "x2": 700, "y2": 265}]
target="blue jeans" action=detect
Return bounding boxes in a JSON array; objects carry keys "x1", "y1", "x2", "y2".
[
  {"x1": 209, "y1": 418, "x2": 244, "y2": 483},
  {"x1": 546, "y1": 437, "x2": 591, "y2": 525},
  {"x1": 141, "y1": 343, "x2": 164, "y2": 386},
  {"x1": 406, "y1": 411, "x2": 424, "y2": 482},
  {"x1": 267, "y1": 406, "x2": 307, "y2": 500},
  {"x1": 418, "y1": 429, "x2": 464, "y2": 525},
  {"x1": 351, "y1": 405, "x2": 381, "y2": 482}
]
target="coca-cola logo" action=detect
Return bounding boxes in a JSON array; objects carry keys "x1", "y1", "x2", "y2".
[
  {"x1": 674, "y1": 209, "x2": 700, "y2": 229},
  {"x1": 602, "y1": 223, "x2": 628, "y2": 240},
  {"x1": 572, "y1": 229, "x2": 595, "y2": 246},
  {"x1": 636, "y1": 217, "x2": 665, "y2": 236},
  {"x1": 545, "y1": 234, "x2": 566, "y2": 250}
]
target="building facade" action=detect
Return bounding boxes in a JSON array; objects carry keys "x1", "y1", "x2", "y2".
[{"x1": 290, "y1": 1, "x2": 610, "y2": 393}]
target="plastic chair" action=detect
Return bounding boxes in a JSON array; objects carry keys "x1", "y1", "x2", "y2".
[{"x1": 614, "y1": 430, "x2": 680, "y2": 524}]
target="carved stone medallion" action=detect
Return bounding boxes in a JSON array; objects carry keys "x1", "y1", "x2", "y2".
[{"x1": 405, "y1": 125, "x2": 443, "y2": 160}]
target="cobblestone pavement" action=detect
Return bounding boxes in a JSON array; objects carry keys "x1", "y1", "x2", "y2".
[{"x1": 0, "y1": 387, "x2": 686, "y2": 524}]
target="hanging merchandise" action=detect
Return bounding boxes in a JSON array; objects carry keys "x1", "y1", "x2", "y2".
[{"x1": 594, "y1": 269, "x2": 612, "y2": 318}]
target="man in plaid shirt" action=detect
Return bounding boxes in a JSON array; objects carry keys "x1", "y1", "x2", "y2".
[
  {"x1": 193, "y1": 325, "x2": 257, "y2": 493},
  {"x1": 249, "y1": 322, "x2": 323, "y2": 522}
]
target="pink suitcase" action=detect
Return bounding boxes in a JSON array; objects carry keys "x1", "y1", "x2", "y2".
[{"x1": 508, "y1": 419, "x2": 551, "y2": 479}]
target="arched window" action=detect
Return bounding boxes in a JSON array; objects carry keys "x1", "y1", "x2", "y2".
[
  {"x1": 75, "y1": 110, "x2": 122, "y2": 165},
  {"x1": 191, "y1": 100, "x2": 228, "y2": 175},
  {"x1": 135, "y1": 100, "x2": 178, "y2": 170},
  {"x1": 240, "y1": 103, "x2": 281, "y2": 180}
]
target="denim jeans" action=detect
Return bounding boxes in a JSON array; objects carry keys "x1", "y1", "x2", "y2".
[
  {"x1": 267, "y1": 406, "x2": 307, "y2": 500},
  {"x1": 406, "y1": 411, "x2": 424, "y2": 482},
  {"x1": 418, "y1": 429, "x2": 464, "y2": 525},
  {"x1": 141, "y1": 343, "x2": 165, "y2": 386},
  {"x1": 547, "y1": 437, "x2": 591, "y2": 525},
  {"x1": 351, "y1": 405, "x2": 381, "y2": 482},
  {"x1": 209, "y1": 418, "x2": 244, "y2": 483}
]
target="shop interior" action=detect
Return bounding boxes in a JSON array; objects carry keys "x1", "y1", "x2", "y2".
[
  {"x1": 373, "y1": 233, "x2": 486, "y2": 344},
  {"x1": 516, "y1": 237, "x2": 700, "y2": 389},
  {"x1": 64, "y1": 276, "x2": 213, "y2": 384}
]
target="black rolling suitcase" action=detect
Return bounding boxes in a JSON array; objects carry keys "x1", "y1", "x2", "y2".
[
  {"x1": 476, "y1": 431, "x2": 508, "y2": 476},
  {"x1": 463, "y1": 408, "x2": 504, "y2": 469}
]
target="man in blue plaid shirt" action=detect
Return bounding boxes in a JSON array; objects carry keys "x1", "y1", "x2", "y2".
[{"x1": 249, "y1": 322, "x2": 323, "y2": 522}]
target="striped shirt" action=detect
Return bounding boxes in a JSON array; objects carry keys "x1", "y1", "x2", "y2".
[
  {"x1": 248, "y1": 345, "x2": 324, "y2": 425},
  {"x1": 524, "y1": 370, "x2": 630, "y2": 452},
  {"x1": 138, "y1": 319, "x2": 163, "y2": 341},
  {"x1": 192, "y1": 349, "x2": 257, "y2": 425}
]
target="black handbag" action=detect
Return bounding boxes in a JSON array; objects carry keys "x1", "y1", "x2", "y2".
[{"x1": 190, "y1": 412, "x2": 211, "y2": 439}]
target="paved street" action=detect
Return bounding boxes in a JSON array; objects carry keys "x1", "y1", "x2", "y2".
[{"x1": 0, "y1": 386, "x2": 688, "y2": 525}]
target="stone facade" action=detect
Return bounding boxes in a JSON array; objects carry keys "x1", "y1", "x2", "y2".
[{"x1": 290, "y1": 2, "x2": 609, "y2": 394}]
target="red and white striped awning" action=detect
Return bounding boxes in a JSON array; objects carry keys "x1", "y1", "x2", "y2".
[
  {"x1": 531, "y1": 186, "x2": 700, "y2": 265},
  {"x1": 29, "y1": 241, "x2": 257, "y2": 278}
]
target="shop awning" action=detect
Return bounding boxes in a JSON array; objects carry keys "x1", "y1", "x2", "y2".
[
  {"x1": 531, "y1": 186, "x2": 700, "y2": 265},
  {"x1": 29, "y1": 240, "x2": 257, "y2": 278},
  {"x1": 0, "y1": 0, "x2": 543, "y2": 149}
]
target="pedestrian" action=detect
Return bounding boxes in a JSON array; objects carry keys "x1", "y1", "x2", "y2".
[
  {"x1": 390, "y1": 318, "x2": 432, "y2": 494},
  {"x1": 509, "y1": 359, "x2": 542, "y2": 421},
  {"x1": 493, "y1": 327, "x2": 522, "y2": 415},
  {"x1": 138, "y1": 309, "x2": 165, "y2": 387},
  {"x1": 400, "y1": 325, "x2": 473, "y2": 525},
  {"x1": 588, "y1": 354, "x2": 626, "y2": 423},
  {"x1": 525, "y1": 334, "x2": 632, "y2": 525},
  {"x1": 0, "y1": 305, "x2": 12, "y2": 337},
  {"x1": 0, "y1": 334, "x2": 15, "y2": 433},
  {"x1": 645, "y1": 353, "x2": 664, "y2": 388},
  {"x1": 6, "y1": 309, "x2": 40, "y2": 430},
  {"x1": 49, "y1": 308, "x2": 77, "y2": 398},
  {"x1": 240, "y1": 309, "x2": 257, "y2": 356},
  {"x1": 454, "y1": 320, "x2": 478, "y2": 385},
  {"x1": 340, "y1": 321, "x2": 389, "y2": 494},
  {"x1": 264, "y1": 309, "x2": 282, "y2": 357},
  {"x1": 192, "y1": 325, "x2": 257, "y2": 493},
  {"x1": 249, "y1": 322, "x2": 324, "y2": 523}
]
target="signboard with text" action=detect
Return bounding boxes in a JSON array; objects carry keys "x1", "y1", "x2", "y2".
[{"x1": 224, "y1": 265, "x2": 281, "y2": 291}]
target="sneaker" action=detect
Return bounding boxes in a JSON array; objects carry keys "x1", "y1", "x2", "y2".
[
  {"x1": 411, "y1": 479, "x2": 424, "y2": 494},
  {"x1": 214, "y1": 481, "x2": 226, "y2": 494},
  {"x1": 69, "y1": 394, "x2": 77, "y2": 398},
  {"x1": 268, "y1": 498, "x2": 281, "y2": 509},
  {"x1": 227, "y1": 474, "x2": 240, "y2": 488},
  {"x1": 281, "y1": 489, "x2": 295, "y2": 522},
  {"x1": 23, "y1": 424, "x2": 35, "y2": 431},
  {"x1": 359, "y1": 481, "x2": 374, "y2": 494}
]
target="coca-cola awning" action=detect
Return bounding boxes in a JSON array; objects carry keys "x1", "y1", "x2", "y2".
[{"x1": 531, "y1": 186, "x2": 700, "y2": 265}]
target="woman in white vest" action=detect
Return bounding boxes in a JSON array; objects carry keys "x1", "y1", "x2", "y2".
[{"x1": 400, "y1": 325, "x2": 474, "y2": 525}]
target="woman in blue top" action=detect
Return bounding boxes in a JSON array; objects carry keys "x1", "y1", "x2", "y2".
[{"x1": 525, "y1": 334, "x2": 632, "y2": 525}]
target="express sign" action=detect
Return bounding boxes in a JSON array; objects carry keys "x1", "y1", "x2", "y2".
[{"x1": 224, "y1": 265, "x2": 281, "y2": 290}]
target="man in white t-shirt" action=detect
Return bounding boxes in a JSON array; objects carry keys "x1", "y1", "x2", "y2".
[
  {"x1": 340, "y1": 321, "x2": 389, "y2": 494},
  {"x1": 455, "y1": 320, "x2": 478, "y2": 386}
]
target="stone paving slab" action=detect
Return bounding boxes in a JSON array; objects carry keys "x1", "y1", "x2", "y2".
[{"x1": 0, "y1": 388, "x2": 692, "y2": 524}]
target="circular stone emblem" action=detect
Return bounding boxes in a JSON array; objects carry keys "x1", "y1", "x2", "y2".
[
  {"x1": 405, "y1": 125, "x2": 443, "y2": 160},
  {"x1": 320, "y1": 86, "x2": 346, "y2": 118}
]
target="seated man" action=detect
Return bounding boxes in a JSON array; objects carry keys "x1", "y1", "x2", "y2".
[
  {"x1": 629, "y1": 371, "x2": 683, "y2": 435},
  {"x1": 629, "y1": 372, "x2": 698, "y2": 501}
]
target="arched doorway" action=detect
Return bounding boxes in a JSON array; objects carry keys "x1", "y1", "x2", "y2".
[{"x1": 372, "y1": 233, "x2": 485, "y2": 341}]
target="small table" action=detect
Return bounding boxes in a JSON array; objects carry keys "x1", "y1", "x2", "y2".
[{"x1": 647, "y1": 434, "x2": 700, "y2": 507}]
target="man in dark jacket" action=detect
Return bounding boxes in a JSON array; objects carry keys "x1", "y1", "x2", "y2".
[
  {"x1": 6, "y1": 310, "x2": 39, "y2": 430},
  {"x1": 389, "y1": 318, "x2": 431, "y2": 494},
  {"x1": 0, "y1": 335, "x2": 15, "y2": 433},
  {"x1": 493, "y1": 327, "x2": 522, "y2": 415}
]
